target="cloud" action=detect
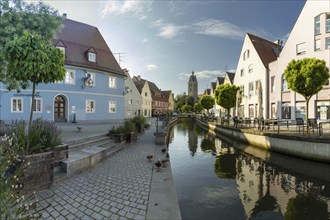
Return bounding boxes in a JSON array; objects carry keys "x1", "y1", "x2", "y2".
[
  {"x1": 152, "y1": 19, "x2": 189, "y2": 39},
  {"x1": 101, "y1": 1, "x2": 152, "y2": 19},
  {"x1": 142, "y1": 38, "x2": 148, "y2": 43},
  {"x1": 145, "y1": 64, "x2": 158, "y2": 71},
  {"x1": 194, "y1": 19, "x2": 246, "y2": 40}
]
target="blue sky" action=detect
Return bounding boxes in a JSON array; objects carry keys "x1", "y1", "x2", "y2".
[{"x1": 37, "y1": 0, "x2": 305, "y2": 96}]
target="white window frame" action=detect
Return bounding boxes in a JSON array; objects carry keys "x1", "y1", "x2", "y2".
[
  {"x1": 57, "y1": 46, "x2": 65, "y2": 56},
  {"x1": 109, "y1": 76, "x2": 117, "y2": 88},
  {"x1": 11, "y1": 97, "x2": 23, "y2": 113},
  {"x1": 315, "y1": 15, "x2": 320, "y2": 35},
  {"x1": 326, "y1": 37, "x2": 330, "y2": 49},
  {"x1": 32, "y1": 98, "x2": 42, "y2": 113},
  {"x1": 129, "y1": 99, "x2": 133, "y2": 105},
  {"x1": 255, "y1": 80, "x2": 261, "y2": 95},
  {"x1": 240, "y1": 68, "x2": 244, "y2": 77},
  {"x1": 65, "y1": 70, "x2": 75, "y2": 84},
  {"x1": 240, "y1": 85, "x2": 244, "y2": 97},
  {"x1": 326, "y1": 14, "x2": 330, "y2": 33},
  {"x1": 109, "y1": 101, "x2": 116, "y2": 113},
  {"x1": 248, "y1": 64, "x2": 253, "y2": 73},
  {"x1": 271, "y1": 76, "x2": 275, "y2": 93},
  {"x1": 86, "y1": 100, "x2": 95, "y2": 113},
  {"x1": 296, "y1": 43, "x2": 306, "y2": 55},
  {"x1": 315, "y1": 39, "x2": 321, "y2": 51},
  {"x1": 282, "y1": 75, "x2": 288, "y2": 91},
  {"x1": 88, "y1": 52, "x2": 96, "y2": 62},
  {"x1": 248, "y1": 82, "x2": 254, "y2": 96}
]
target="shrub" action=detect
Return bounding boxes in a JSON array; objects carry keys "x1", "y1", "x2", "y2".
[
  {"x1": 28, "y1": 118, "x2": 63, "y2": 154},
  {"x1": 132, "y1": 115, "x2": 146, "y2": 126},
  {"x1": 123, "y1": 119, "x2": 136, "y2": 134}
]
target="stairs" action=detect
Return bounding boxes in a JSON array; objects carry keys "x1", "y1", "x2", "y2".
[{"x1": 53, "y1": 134, "x2": 127, "y2": 184}]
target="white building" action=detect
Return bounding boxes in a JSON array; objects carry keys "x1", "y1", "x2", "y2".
[
  {"x1": 123, "y1": 69, "x2": 142, "y2": 119},
  {"x1": 132, "y1": 76, "x2": 152, "y2": 117},
  {"x1": 234, "y1": 33, "x2": 280, "y2": 119},
  {"x1": 269, "y1": 0, "x2": 330, "y2": 121}
]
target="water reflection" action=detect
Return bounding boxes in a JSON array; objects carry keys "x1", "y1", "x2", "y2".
[{"x1": 169, "y1": 118, "x2": 330, "y2": 220}]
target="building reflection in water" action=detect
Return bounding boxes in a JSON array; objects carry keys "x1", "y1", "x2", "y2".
[{"x1": 202, "y1": 133, "x2": 329, "y2": 219}]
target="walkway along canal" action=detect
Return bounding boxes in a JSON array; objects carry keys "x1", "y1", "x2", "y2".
[{"x1": 168, "y1": 118, "x2": 330, "y2": 220}]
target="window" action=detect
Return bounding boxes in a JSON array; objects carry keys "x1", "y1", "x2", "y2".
[
  {"x1": 248, "y1": 82, "x2": 254, "y2": 96},
  {"x1": 240, "y1": 85, "x2": 244, "y2": 97},
  {"x1": 240, "y1": 68, "x2": 244, "y2": 77},
  {"x1": 281, "y1": 104, "x2": 291, "y2": 119},
  {"x1": 109, "y1": 101, "x2": 116, "y2": 113},
  {"x1": 282, "y1": 75, "x2": 288, "y2": 91},
  {"x1": 271, "y1": 76, "x2": 275, "y2": 93},
  {"x1": 11, "y1": 98, "x2": 23, "y2": 112},
  {"x1": 136, "y1": 100, "x2": 140, "y2": 105},
  {"x1": 32, "y1": 98, "x2": 42, "y2": 113},
  {"x1": 109, "y1": 76, "x2": 116, "y2": 88},
  {"x1": 296, "y1": 43, "x2": 306, "y2": 55},
  {"x1": 248, "y1": 64, "x2": 253, "y2": 73},
  {"x1": 315, "y1": 15, "x2": 320, "y2": 35},
  {"x1": 65, "y1": 70, "x2": 75, "y2": 84},
  {"x1": 255, "y1": 80, "x2": 261, "y2": 95},
  {"x1": 243, "y1": 50, "x2": 250, "y2": 60},
  {"x1": 145, "y1": 92, "x2": 148, "y2": 97},
  {"x1": 326, "y1": 37, "x2": 330, "y2": 49},
  {"x1": 86, "y1": 100, "x2": 95, "y2": 113},
  {"x1": 129, "y1": 99, "x2": 133, "y2": 105},
  {"x1": 315, "y1": 39, "x2": 321, "y2": 51},
  {"x1": 249, "y1": 104, "x2": 254, "y2": 118},
  {"x1": 88, "y1": 52, "x2": 96, "y2": 62},
  {"x1": 326, "y1": 14, "x2": 330, "y2": 32},
  {"x1": 127, "y1": 110, "x2": 131, "y2": 116},
  {"x1": 271, "y1": 103, "x2": 276, "y2": 119}
]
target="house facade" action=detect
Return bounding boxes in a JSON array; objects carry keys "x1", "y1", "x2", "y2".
[
  {"x1": 269, "y1": 0, "x2": 330, "y2": 121},
  {"x1": 132, "y1": 76, "x2": 152, "y2": 117},
  {"x1": 123, "y1": 69, "x2": 142, "y2": 119},
  {"x1": 234, "y1": 33, "x2": 280, "y2": 119},
  {"x1": 0, "y1": 18, "x2": 126, "y2": 123},
  {"x1": 162, "y1": 90, "x2": 175, "y2": 112}
]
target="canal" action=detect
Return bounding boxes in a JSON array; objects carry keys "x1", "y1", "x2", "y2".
[{"x1": 168, "y1": 118, "x2": 330, "y2": 220}]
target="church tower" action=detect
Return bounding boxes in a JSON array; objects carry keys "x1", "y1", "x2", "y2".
[{"x1": 188, "y1": 71, "x2": 198, "y2": 103}]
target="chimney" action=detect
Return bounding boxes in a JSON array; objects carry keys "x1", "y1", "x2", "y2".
[
  {"x1": 137, "y1": 75, "x2": 141, "y2": 81},
  {"x1": 62, "y1": 13, "x2": 67, "y2": 19}
]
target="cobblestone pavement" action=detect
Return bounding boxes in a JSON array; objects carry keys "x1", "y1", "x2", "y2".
[{"x1": 36, "y1": 122, "x2": 159, "y2": 220}]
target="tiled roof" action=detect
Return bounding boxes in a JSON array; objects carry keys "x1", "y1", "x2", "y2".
[
  {"x1": 132, "y1": 76, "x2": 147, "y2": 94},
  {"x1": 53, "y1": 19, "x2": 125, "y2": 77},
  {"x1": 217, "y1": 77, "x2": 225, "y2": 85},
  {"x1": 247, "y1": 33, "x2": 280, "y2": 68},
  {"x1": 162, "y1": 90, "x2": 172, "y2": 100},
  {"x1": 211, "y1": 82, "x2": 217, "y2": 91}
]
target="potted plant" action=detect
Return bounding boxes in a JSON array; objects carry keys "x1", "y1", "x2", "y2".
[
  {"x1": 111, "y1": 126, "x2": 125, "y2": 143},
  {"x1": 124, "y1": 119, "x2": 137, "y2": 142},
  {"x1": 133, "y1": 115, "x2": 146, "y2": 133}
]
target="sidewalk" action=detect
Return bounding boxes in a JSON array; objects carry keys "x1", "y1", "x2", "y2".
[{"x1": 35, "y1": 118, "x2": 181, "y2": 220}]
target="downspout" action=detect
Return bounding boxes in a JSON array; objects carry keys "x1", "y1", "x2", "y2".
[{"x1": 265, "y1": 68, "x2": 270, "y2": 119}]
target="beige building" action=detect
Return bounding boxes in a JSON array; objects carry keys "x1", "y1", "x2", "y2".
[
  {"x1": 132, "y1": 76, "x2": 152, "y2": 117},
  {"x1": 123, "y1": 69, "x2": 142, "y2": 119},
  {"x1": 269, "y1": 0, "x2": 330, "y2": 121}
]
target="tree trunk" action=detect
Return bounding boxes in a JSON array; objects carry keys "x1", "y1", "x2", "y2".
[
  {"x1": 305, "y1": 96, "x2": 311, "y2": 132},
  {"x1": 27, "y1": 81, "x2": 36, "y2": 153},
  {"x1": 227, "y1": 108, "x2": 230, "y2": 126}
]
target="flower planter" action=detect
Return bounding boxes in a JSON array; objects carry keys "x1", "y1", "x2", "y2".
[
  {"x1": 24, "y1": 144, "x2": 68, "y2": 191},
  {"x1": 126, "y1": 132, "x2": 137, "y2": 143},
  {"x1": 113, "y1": 133, "x2": 125, "y2": 143},
  {"x1": 136, "y1": 124, "x2": 145, "y2": 133}
]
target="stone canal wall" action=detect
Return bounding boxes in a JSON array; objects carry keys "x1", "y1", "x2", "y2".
[{"x1": 196, "y1": 118, "x2": 330, "y2": 163}]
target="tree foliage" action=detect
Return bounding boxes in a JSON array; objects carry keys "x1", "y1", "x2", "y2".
[
  {"x1": 194, "y1": 102, "x2": 203, "y2": 113},
  {"x1": 214, "y1": 83, "x2": 240, "y2": 116},
  {"x1": 181, "y1": 104, "x2": 192, "y2": 113},
  {"x1": 4, "y1": 32, "x2": 66, "y2": 152},
  {"x1": 199, "y1": 95, "x2": 214, "y2": 112},
  {"x1": 0, "y1": 0, "x2": 63, "y2": 90},
  {"x1": 284, "y1": 58, "x2": 329, "y2": 129}
]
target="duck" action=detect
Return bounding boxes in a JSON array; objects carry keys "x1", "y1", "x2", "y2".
[
  {"x1": 161, "y1": 159, "x2": 168, "y2": 167},
  {"x1": 166, "y1": 153, "x2": 170, "y2": 159},
  {"x1": 147, "y1": 155, "x2": 153, "y2": 161},
  {"x1": 154, "y1": 160, "x2": 162, "y2": 171},
  {"x1": 161, "y1": 148, "x2": 167, "y2": 153}
]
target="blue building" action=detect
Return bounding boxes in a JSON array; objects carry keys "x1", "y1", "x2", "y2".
[{"x1": 0, "y1": 18, "x2": 126, "y2": 123}]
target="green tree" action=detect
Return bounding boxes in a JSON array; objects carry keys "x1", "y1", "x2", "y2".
[
  {"x1": 181, "y1": 104, "x2": 192, "y2": 113},
  {"x1": 0, "y1": 0, "x2": 63, "y2": 90},
  {"x1": 199, "y1": 95, "x2": 214, "y2": 115},
  {"x1": 4, "y1": 33, "x2": 66, "y2": 153},
  {"x1": 194, "y1": 102, "x2": 203, "y2": 113},
  {"x1": 214, "y1": 84, "x2": 239, "y2": 122},
  {"x1": 284, "y1": 58, "x2": 329, "y2": 130},
  {"x1": 174, "y1": 94, "x2": 187, "y2": 111},
  {"x1": 185, "y1": 95, "x2": 194, "y2": 106}
]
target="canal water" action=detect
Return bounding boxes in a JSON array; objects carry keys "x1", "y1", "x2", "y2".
[{"x1": 168, "y1": 118, "x2": 330, "y2": 220}]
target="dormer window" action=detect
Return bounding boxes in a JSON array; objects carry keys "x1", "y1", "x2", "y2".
[
  {"x1": 88, "y1": 52, "x2": 96, "y2": 62},
  {"x1": 57, "y1": 46, "x2": 65, "y2": 56},
  {"x1": 55, "y1": 40, "x2": 66, "y2": 57}
]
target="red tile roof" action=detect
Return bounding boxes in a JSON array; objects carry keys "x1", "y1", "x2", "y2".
[
  {"x1": 53, "y1": 19, "x2": 125, "y2": 77},
  {"x1": 247, "y1": 33, "x2": 280, "y2": 68}
]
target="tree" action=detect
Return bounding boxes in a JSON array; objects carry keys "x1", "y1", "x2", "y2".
[
  {"x1": 0, "y1": 0, "x2": 63, "y2": 90},
  {"x1": 4, "y1": 33, "x2": 66, "y2": 153},
  {"x1": 185, "y1": 95, "x2": 194, "y2": 106},
  {"x1": 199, "y1": 95, "x2": 214, "y2": 115},
  {"x1": 181, "y1": 104, "x2": 192, "y2": 113},
  {"x1": 174, "y1": 94, "x2": 187, "y2": 111},
  {"x1": 284, "y1": 58, "x2": 329, "y2": 130},
  {"x1": 194, "y1": 102, "x2": 203, "y2": 113},
  {"x1": 214, "y1": 84, "x2": 239, "y2": 121}
]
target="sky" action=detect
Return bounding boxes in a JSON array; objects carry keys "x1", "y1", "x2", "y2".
[{"x1": 30, "y1": 0, "x2": 306, "y2": 96}]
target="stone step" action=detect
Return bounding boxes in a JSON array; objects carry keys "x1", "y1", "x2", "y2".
[
  {"x1": 61, "y1": 141, "x2": 127, "y2": 176},
  {"x1": 68, "y1": 136, "x2": 111, "y2": 152},
  {"x1": 64, "y1": 134, "x2": 107, "y2": 146}
]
